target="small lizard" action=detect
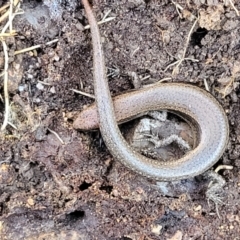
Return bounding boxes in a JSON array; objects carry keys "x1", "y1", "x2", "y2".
[{"x1": 79, "y1": 0, "x2": 229, "y2": 181}]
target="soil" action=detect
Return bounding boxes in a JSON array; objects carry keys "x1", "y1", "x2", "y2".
[{"x1": 0, "y1": 0, "x2": 240, "y2": 239}]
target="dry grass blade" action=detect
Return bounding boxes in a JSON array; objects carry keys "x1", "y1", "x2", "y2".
[
  {"x1": 70, "y1": 89, "x2": 95, "y2": 99},
  {"x1": 84, "y1": 17, "x2": 115, "y2": 30},
  {"x1": 0, "y1": 31, "x2": 16, "y2": 37},
  {"x1": 1, "y1": 0, "x2": 21, "y2": 131},
  {"x1": 14, "y1": 39, "x2": 59, "y2": 55},
  {"x1": 228, "y1": 0, "x2": 239, "y2": 16},
  {"x1": 0, "y1": 3, "x2": 10, "y2": 14},
  {"x1": 1, "y1": 40, "x2": 9, "y2": 130},
  {"x1": 47, "y1": 128, "x2": 65, "y2": 145},
  {"x1": 0, "y1": 0, "x2": 19, "y2": 23},
  {"x1": 172, "y1": 16, "x2": 198, "y2": 75}
]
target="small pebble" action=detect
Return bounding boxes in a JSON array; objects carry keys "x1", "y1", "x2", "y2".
[
  {"x1": 18, "y1": 85, "x2": 26, "y2": 92},
  {"x1": 36, "y1": 82, "x2": 44, "y2": 90},
  {"x1": 151, "y1": 224, "x2": 162, "y2": 236},
  {"x1": 50, "y1": 86, "x2": 56, "y2": 93}
]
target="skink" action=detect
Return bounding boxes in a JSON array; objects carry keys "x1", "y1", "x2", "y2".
[{"x1": 78, "y1": 0, "x2": 229, "y2": 181}]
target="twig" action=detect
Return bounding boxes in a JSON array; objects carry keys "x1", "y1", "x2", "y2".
[
  {"x1": 70, "y1": 89, "x2": 95, "y2": 99},
  {"x1": 171, "y1": 0, "x2": 183, "y2": 10},
  {"x1": 184, "y1": 57, "x2": 199, "y2": 62},
  {"x1": 157, "y1": 77, "x2": 172, "y2": 83},
  {"x1": 131, "y1": 46, "x2": 140, "y2": 57},
  {"x1": 0, "y1": 0, "x2": 20, "y2": 23},
  {"x1": 1, "y1": 0, "x2": 22, "y2": 130},
  {"x1": 142, "y1": 77, "x2": 172, "y2": 88},
  {"x1": 0, "y1": 32, "x2": 16, "y2": 37},
  {"x1": 14, "y1": 39, "x2": 59, "y2": 55},
  {"x1": 84, "y1": 16, "x2": 115, "y2": 30},
  {"x1": 228, "y1": 0, "x2": 239, "y2": 16},
  {"x1": 9, "y1": 0, "x2": 13, "y2": 33},
  {"x1": 203, "y1": 79, "x2": 210, "y2": 92},
  {"x1": 140, "y1": 75, "x2": 150, "y2": 82},
  {"x1": 1, "y1": 0, "x2": 22, "y2": 33},
  {"x1": 1, "y1": 40, "x2": 9, "y2": 131},
  {"x1": 38, "y1": 80, "x2": 52, "y2": 86},
  {"x1": 47, "y1": 128, "x2": 65, "y2": 145},
  {"x1": 164, "y1": 59, "x2": 180, "y2": 72},
  {"x1": 164, "y1": 58, "x2": 198, "y2": 72},
  {"x1": 0, "y1": 3, "x2": 10, "y2": 14},
  {"x1": 7, "y1": 121, "x2": 17, "y2": 129},
  {"x1": 171, "y1": 0, "x2": 184, "y2": 18},
  {"x1": 102, "y1": 9, "x2": 112, "y2": 21},
  {"x1": 172, "y1": 16, "x2": 199, "y2": 75},
  {"x1": 215, "y1": 165, "x2": 233, "y2": 173}
]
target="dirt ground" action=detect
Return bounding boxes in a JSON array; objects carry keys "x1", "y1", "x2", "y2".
[{"x1": 0, "y1": 0, "x2": 240, "y2": 239}]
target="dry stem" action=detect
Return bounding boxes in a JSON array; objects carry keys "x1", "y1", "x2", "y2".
[
  {"x1": 14, "y1": 39, "x2": 59, "y2": 55},
  {"x1": 172, "y1": 16, "x2": 199, "y2": 75},
  {"x1": 228, "y1": 0, "x2": 239, "y2": 16},
  {"x1": 1, "y1": 40, "x2": 9, "y2": 130},
  {"x1": 1, "y1": 0, "x2": 21, "y2": 131}
]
